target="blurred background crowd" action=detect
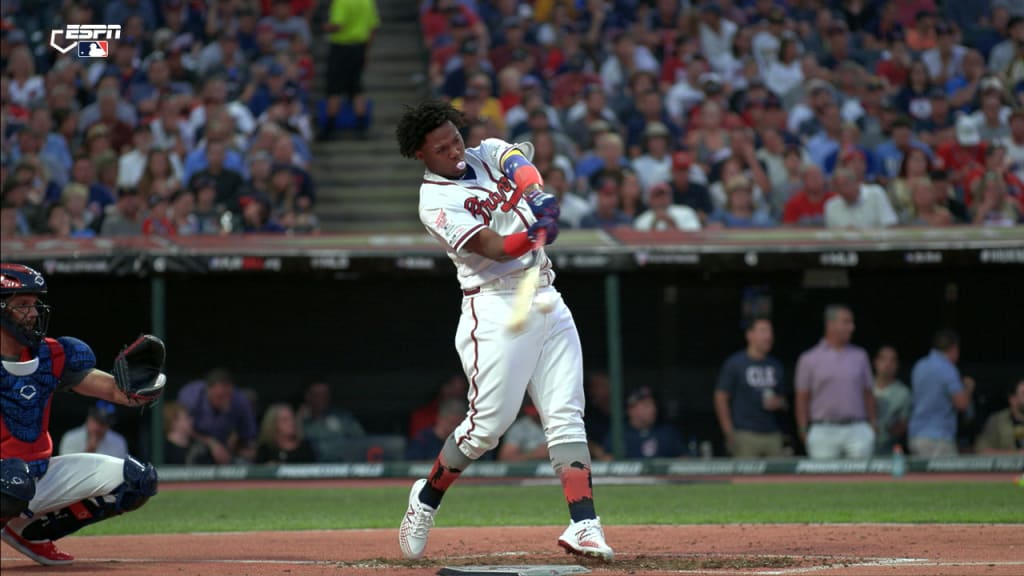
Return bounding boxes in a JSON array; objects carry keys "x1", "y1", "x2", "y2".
[
  {"x1": 425, "y1": 0, "x2": 1024, "y2": 230},
  {"x1": 1, "y1": 0, "x2": 319, "y2": 238}
]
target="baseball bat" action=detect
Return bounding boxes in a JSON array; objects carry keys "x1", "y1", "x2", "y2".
[{"x1": 505, "y1": 229, "x2": 547, "y2": 334}]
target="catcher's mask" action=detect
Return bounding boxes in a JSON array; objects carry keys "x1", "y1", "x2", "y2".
[{"x1": 0, "y1": 263, "x2": 52, "y2": 348}]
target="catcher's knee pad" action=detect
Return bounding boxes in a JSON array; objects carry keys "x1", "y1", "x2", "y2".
[
  {"x1": 1, "y1": 459, "x2": 36, "y2": 527},
  {"x1": 115, "y1": 456, "x2": 158, "y2": 513},
  {"x1": 20, "y1": 457, "x2": 158, "y2": 542}
]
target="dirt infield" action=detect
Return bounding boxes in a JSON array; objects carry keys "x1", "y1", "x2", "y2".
[{"x1": 3, "y1": 523, "x2": 1020, "y2": 576}]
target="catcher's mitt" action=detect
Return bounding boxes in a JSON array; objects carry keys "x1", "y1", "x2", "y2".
[{"x1": 113, "y1": 334, "x2": 167, "y2": 403}]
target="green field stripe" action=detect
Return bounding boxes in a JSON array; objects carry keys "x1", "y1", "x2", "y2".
[{"x1": 77, "y1": 482, "x2": 1023, "y2": 536}]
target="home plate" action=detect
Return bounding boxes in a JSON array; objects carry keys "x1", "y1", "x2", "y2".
[{"x1": 438, "y1": 566, "x2": 590, "y2": 576}]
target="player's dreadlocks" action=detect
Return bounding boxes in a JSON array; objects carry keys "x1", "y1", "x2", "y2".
[{"x1": 396, "y1": 100, "x2": 466, "y2": 159}]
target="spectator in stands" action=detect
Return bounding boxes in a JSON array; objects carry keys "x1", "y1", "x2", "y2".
[
  {"x1": 255, "y1": 403, "x2": 316, "y2": 464},
  {"x1": 576, "y1": 131, "x2": 629, "y2": 190},
  {"x1": 579, "y1": 171, "x2": 632, "y2": 230},
  {"x1": 58, "y1": 401, "x2": 128, "y2": 458},
  {"x1": 498, "y1": 400, "x2": 549, "y2": 461},
  {"x1": 320, "y1": 0, "x2": 379, "y2": 140},
  {"x1": 715, "y1": 317, "x2": 788, "y2": 458},
  {"x1": 163, "y1": 401, "x2": 215, "y2": 465},
  {"x1": 667, "y1": 152, "x2": 713, "y2": 224},
  {"x1": 974, "y1": 380, "x2": 1024, "y2": 453},
  {"x1": 824, "y1": 167, "x2": 898, "y2": 229},
  {"x1": 633, "y1": 181, "x2": 701, "y2": 231},
  {"x1": 443, "y1": 38, "x2": 494, "y2": 100},
  {"x1": 600, "y1": 30, "x2": 659, "y2": 101},
  {"x1": 605, "y1": 386, "x2": 683, "y2": 459},
  {"x1": 623, "y1": 89, "x2": 680, "y2": 159},
  {"x1": 902, "y1": 177, "x2": 954, "y2": 226},
  {"x1": 99, "y1": 186, "x2": 145, "y2": 236},
  {"x1": 543, "y1": 167, "x2": 588, "y2": 229},
  {"x1": 908, "y1": 330, "x2": 975, "y2": 456},
  {"x1": 406, "y1": 398, "x2": 467, "y2": 461},
  {"x1": 452, "y1": 72, "x2": 505, "y2": 135},
  {"x1": 873, "y1": 346, "x2": 911, "y2": 455},
  {"x1": 618, "y1": 168, "x2": 646, "y2": 221},
  {"x1": 795, "y1": 305, "x2": 877, "y2": 459},
  {"x1": 971, "y1": 171, "x2": 1021, "y2": 226},
  {"x1": 584, "y1": 372, "x2": 614, "y2": 462},
  {"x1": 176, "y1": 369, "x2": 258, "y2": 464},
  {"x1": 189, "y1": 140, "x2": 244, "y2": 209},
  {"x1": 61, "y1": 183, "x2": 97, "y2": 236},
  {"x1": 874, "y1": 117, "x2": 930, "y2": 183},
  {"x1": 261, "y1": 0, "x2": 312, "y2": 52},
  {"x1": 782, "y1": 165, "x2": 830, "y2": 227},
  {"x1": 168, "y1": 188, "x2": 199, "y2": 235},
  {"x1": 565, "y1": 84, "x2": 621, "y2": 153},
  {"x1": 631, "y1": 122, "x2": 673, "y2": 195},
  {"x1": 708, "y1": 175, "x2": 776, "y2": 229},
  {"x1": 297, "y1": 380, "x2": 366, "y2": 462},
  {"x1": 408, "y1": 374, "x2": 468, "y2": 441},
  {"x1": 889, "y1": 147, "x2": 933, "y2": 217},
  {"x1": 239, "y1": 191, "x2": 286, "y2": 233}
]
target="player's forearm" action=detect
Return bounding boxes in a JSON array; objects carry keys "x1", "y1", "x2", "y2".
[
  {"x1": 465, "y1": 228, "x2": 529, "y2": 261},
  {"x1": 500, "y1": 149, "x2": 543, "y2": 192},
  {"x1": 713, "y1": 392, "x2": 733, "y2": 436},
  {"x1": 73, "y1": 369, "x2": 134, "y2": 406}
]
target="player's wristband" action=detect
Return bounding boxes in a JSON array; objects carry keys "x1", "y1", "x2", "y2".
[{"x1": 503, "y1": 232, "x2": 533, "y2": 258}]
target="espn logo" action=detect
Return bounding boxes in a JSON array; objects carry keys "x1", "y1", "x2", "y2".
[
  {"x1": 78, "y1": 41, "x2": 108, "y2": 58},
  {"x1": 50, "y1": 24, "x2": 120, "y2": 56}
]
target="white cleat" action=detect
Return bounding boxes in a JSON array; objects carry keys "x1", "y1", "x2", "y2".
[
  {"x1": 557, "y1": 517, "x2": 614, "y2": 561},
  {"x1": 398, "y1": 478, "x2": 437, "y2": 559}
]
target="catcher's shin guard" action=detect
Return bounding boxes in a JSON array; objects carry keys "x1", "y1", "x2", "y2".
[
  {"x1": 1, "y1": 459, "x2": 36, "y2": 527},
  {"x1": 21, "y1": 457, "x2": 157, "y2": 541}
]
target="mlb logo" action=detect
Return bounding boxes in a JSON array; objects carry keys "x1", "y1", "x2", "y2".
[{"x1": 78, "y1": 41, "x2": 108, "y2": 58}]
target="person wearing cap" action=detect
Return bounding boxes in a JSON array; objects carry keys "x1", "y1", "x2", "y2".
[
  {"x1": 667, "y1": 151, "x2": 713, "y2": 223},
  {"x1": 599, "y1": 30, "x2": 659, "y2": 100},
  {"x1": 58, "y1": 401, "x2": 129, "y2": 459},
  {"x1": 631, "y1": 121, "x2": 674, "y2": 194},
  {"x1": 935, "y1": 115, "x2": 986, "y2": 191},
  {"x1": 239, "y1": 191, "x2": 286, "y2": 233},
  {"x1": 715, "y1": 317, "x2": 788, "y2": 458},
  {"x1": 906, "y1": 10, "x2": 939, "y2": 52},
  {"x1": 782, "y1": 164, "x2": 834, "y2": 227},
  {"x1": 452, "y1": 72, "x2": 506, "y2": 135},
  {"x1": 564, "y1": 84, "x2": 621, "y2": 153},
  {"x1": 708, "y1": 175, "x2": 776, "y2": 229},
  {"x1": 874, "y1": 116, "x2": 932, "y2": 182},
  {"x1": 488, "y1": 16, "x2": 539, "y2": 73},
  {"x1": 579, "y1": 170, "x2": 633, "y2": 230},
  {"x1": 632, "y1": 182, "x2": 701, "y2": 231},
  {"x1": 602, "y1": 387, "x2": 684, "y2": 459},
  {"x1": 319, "y1": 0, "x2": 379, "y2": 140},
  {"x1": 442, "y1": 37, "x2": 496, "y2": 100}
]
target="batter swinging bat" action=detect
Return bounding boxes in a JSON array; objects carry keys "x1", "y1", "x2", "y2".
[{"x1": 506, "y1": 229, "x2": 547, "y2": 333}]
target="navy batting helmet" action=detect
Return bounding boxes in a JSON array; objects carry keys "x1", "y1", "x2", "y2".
[{"x1": 0, "y1": 263, "x2": 52, "y2": 347}]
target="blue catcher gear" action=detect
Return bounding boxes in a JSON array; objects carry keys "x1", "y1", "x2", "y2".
[
  {"x1": 20, "y1": 457, "x2": 158, "y2": 542},
  {"x1": 0, "y1": 264, "x2": 52, "y2": 348},
  {"x1": 1, "y1": 459, "x2": 36, "y2": 527}
]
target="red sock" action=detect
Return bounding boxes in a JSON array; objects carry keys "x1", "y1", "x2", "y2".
[
  {"x1": 420, "y1": 456, "x2": 462, "y2": 508},
  {"x1": 559, "y1": 461, "x2": 596, "y2": 522}
]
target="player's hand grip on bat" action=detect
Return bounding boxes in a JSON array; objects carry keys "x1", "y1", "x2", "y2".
[
  {"x1": 524, "y1": 186, "x2": 560, "y2": 221},
  {"x1": 528, "y1": 217, "x2": 558, "y2": 245}
]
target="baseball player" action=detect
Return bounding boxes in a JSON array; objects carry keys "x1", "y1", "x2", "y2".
[
  {"x1": 0, "y1": 263, "x2": 165, "y2": 566},
  {"x1": 395, "y1": 101, "x2": 613, "y2": 561}
]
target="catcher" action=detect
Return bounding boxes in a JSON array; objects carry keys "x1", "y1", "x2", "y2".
[{"x1": 0, "y1": 263, "x2": 165, "y2": 566}]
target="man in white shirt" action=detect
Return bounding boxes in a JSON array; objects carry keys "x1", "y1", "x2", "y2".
[
  {"x1": 633, "y1": 182, "x2": 702, "y2": 231},
  {"x1": 699, "y1": 5, "x2": 738, "y2": 75},
  {"x1": 824, "y1": 167, "x2": 898, "y2": 229},
  {"x1": 58, "y1": 401, "x2": 129, "y2": 459}
]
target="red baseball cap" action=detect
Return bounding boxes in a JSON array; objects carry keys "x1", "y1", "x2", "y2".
[{"x1": 672, "y1": 151, "x2": 693, "y2": 171}]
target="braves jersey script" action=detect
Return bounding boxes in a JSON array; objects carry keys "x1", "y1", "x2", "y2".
[
  {"x1": 1, "y1": 337, "x2": 95, "y2": 472},
  {"x1": 419, "y1": 138, "x2": 553, "y2": 290}
]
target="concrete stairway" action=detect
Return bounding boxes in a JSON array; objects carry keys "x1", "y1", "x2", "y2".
[{"x1": 312, "y1": 0, "x2": 429, "y2": 233}]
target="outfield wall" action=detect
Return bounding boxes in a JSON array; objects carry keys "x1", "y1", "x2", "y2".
[{"x1": 155, "y1": 455, "x2": 1024, "y2": 482}]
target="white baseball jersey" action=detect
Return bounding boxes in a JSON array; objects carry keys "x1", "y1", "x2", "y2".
[{"x1": 419, "y1": 138, "x2": 553, "y2": 290}]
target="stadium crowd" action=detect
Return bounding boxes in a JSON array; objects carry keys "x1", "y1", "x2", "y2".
[
  {"x1": 425, "y1": 0, "x2": 1024, "y2": 229},
  {"x1": 1, "y1": 0, "x2": 320, "y2": 238}
]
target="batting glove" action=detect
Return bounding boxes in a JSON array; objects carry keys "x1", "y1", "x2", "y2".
[
  {"x1": 524, "y1": 187, "x2": 560, "y2": 221},
  {"x1": 528, "y1": 217, "x2": 559, "y2": 245}
]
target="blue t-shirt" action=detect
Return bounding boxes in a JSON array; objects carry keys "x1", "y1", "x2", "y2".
[
  {"x1": 716, "y1": 351, "x2": 786, "y2": 433},
  {"x1": 909, "y1": 350, "x2": 963, "y2": 442},
  {"x1": 605, "y1": 423, "x2": 683, "y2": 458}
]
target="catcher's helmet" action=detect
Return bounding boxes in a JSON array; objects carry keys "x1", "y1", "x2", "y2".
[{"x1": 0, "y1": 263, "x2": 52, "y2": 347}]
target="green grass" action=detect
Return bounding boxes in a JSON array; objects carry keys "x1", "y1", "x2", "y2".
[{"x1": 78, "y1": 481, "x2": 1022, "y2": 536}]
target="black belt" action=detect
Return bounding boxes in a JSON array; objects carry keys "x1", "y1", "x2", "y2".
[
  {"x1": 463, "y1": 287, "x2": 480, "y2": 296},
  {"x1": 811, "y1": 419, "x2": 866, "y2": 426}
]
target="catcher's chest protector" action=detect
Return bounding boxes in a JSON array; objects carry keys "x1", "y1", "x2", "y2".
[{"x1": 0, "y1": 339, "x2": 64, "y2": 459}]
